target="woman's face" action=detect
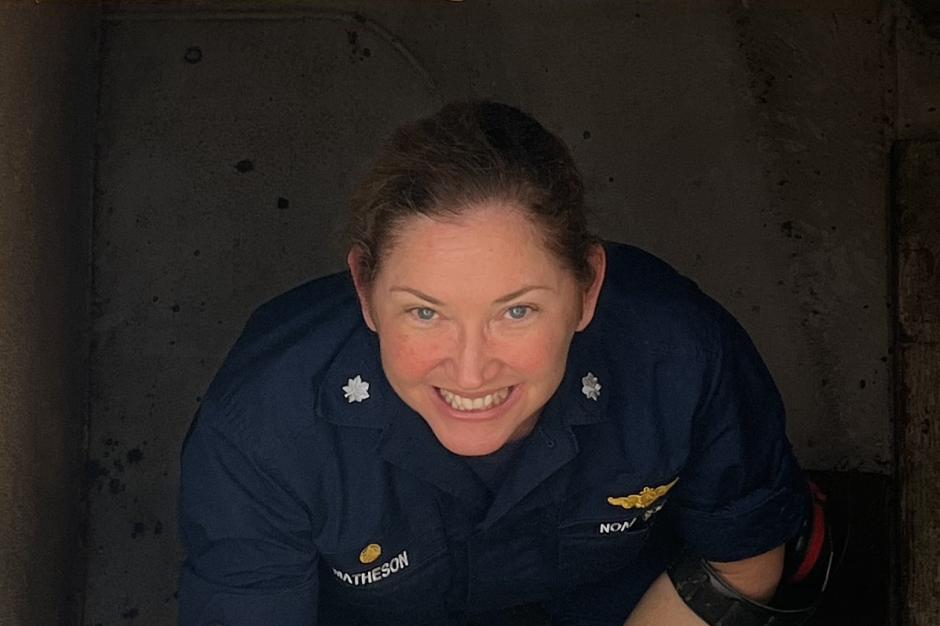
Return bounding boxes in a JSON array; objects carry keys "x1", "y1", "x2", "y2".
[{"x1": 349, "y1": 201, "x2": 605, "y2": 456}]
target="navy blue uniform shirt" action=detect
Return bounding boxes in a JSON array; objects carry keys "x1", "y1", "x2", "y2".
[{"x1": 179, "y1": 242, "x2": 809, "y2": 625}]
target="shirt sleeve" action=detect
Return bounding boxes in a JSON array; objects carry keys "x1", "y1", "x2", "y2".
[
  {"x1": 178, "y1": 405, "x2": 318, "y2": 625},
  {"x1": 668, "y1": 304, "x2": 811, "y2": 563}
]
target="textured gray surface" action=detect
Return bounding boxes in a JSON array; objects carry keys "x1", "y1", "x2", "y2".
[
  {"x1": 0, "y1": 2, "x2": 99, "y2": 625},
  {"x1": 895, "y1": 8, "x2": 940, "y2": 625},
  {"x1": 85, "y1": 2, "x2": 894, "y2": 623},
  {"x1": 896, "y1": 140, "x2": 940, "y2": 626},
  {"x1": 898, "y1": 0, "x2": 940, "y2": 138}
]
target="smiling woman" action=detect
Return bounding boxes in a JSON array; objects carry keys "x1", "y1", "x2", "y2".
[
  {"x1": 178, "y1": 101, "x2": 821, "y2": 626},
  {"x1": 349, "y1": 202, "x2": 604, "y2": 456}
]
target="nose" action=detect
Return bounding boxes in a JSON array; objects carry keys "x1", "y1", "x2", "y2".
[{"x1": 449, "y1": 325, "x2": 498, "y2": 390}]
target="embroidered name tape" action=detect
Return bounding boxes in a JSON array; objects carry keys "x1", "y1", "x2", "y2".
[{"x1": 332, "y1": 550, "x2": 410, "y2": 587}]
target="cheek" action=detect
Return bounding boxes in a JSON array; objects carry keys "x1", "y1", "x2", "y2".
[
  {"x1": 381, "y1": 331, "x2": 445, "y2": 383},
  {"x1": 502, "y1": 329, "x2": 571, "y2": 378}
]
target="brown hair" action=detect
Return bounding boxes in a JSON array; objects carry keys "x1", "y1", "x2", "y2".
[{"x1": 348, "y1": 100, "x2": 599, "y2": 286}]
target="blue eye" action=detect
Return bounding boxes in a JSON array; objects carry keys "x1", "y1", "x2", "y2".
[
  {"x1": 506, "y1": 305, "x2": 531, "y2": 320},
  {"x1": 413, "y1": 307, "x2": 436, "y2": 321}
]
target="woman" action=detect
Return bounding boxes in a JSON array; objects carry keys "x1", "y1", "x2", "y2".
[{"x1": 179, "y1": 101, "x2": 812, "y2": 625}]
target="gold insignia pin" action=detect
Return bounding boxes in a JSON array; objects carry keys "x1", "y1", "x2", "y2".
[
  {"x1": 359, "y1": 543, "x2": 382, "y2": 564},
  {"x1": 607, "y1": 477, "x2": 679, "y2": 510}
]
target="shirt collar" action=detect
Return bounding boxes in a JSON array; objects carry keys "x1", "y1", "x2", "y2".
[
  {"x1": 314, "y1": 323, "x2": 396, "y2": 430},
  {"x1": 313, "y1": 319, "x2": 612, "y2": 511},
  {"x1": 551, "y1": 329, "x2": 611, "y2": 427}
]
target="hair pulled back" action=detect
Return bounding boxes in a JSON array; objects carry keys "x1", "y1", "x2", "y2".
[{"x1": 348, "y1": 100, "x2": 599, "y2": 286}]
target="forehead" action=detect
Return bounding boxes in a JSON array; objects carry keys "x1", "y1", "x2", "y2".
[{"x1": 378, "y1": 202, "x2": 568, "y2": 287}]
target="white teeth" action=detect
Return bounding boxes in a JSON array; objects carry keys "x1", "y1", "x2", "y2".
[{"x1": 438, "y1": 387, "x2": 510, "y2": 412}]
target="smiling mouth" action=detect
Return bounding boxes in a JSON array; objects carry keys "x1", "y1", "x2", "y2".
[{"x1": 436, "y1": 387, "x2": 513, "y2": 412}]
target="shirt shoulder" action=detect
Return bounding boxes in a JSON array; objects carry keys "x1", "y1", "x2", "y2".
[
  {"x1": 197, "y1": 271, "x2": 364, "y2": 444},
  {"x1": 593, "y1": 241, "x2": 725, "y2": 362},
  {"x1": 571, "y1": 243, "x2": 749, "y2": 465}
]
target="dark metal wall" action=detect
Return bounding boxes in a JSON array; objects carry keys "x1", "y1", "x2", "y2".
[{"x1": 84, "y1": 1, "x2": 904, "y2": 623}]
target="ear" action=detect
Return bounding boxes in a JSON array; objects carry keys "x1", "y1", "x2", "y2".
[
  {"x1": 347, "y1": 246, "x2": 378, "y2": 332},
  {"x1": 575, "y1": 244, "x2": 606, "y2": 332}
]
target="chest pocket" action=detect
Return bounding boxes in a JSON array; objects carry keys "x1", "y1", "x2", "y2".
[
  {"x1": 317, "y1": 518, "x2": 453, "y2": 624},
  {"x1": 556, "y1": 473, "x2": 675, "y2": 589}
]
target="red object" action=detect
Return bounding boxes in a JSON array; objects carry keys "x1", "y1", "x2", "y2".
[{"x1": 789, "y1": 481, "x2": 827, "y2": 583}]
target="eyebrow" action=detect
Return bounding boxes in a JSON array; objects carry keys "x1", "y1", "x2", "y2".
[{"x1": 389, "y1": 285, "x2": 554, "y2": 306}]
